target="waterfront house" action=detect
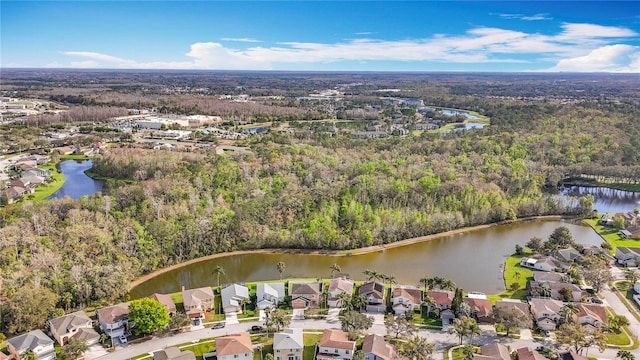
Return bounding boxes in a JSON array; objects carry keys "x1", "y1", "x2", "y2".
[
  {"x1": 359, "y1": 281, "x2": 386, "y2": 313},
  {"x1": 494, "y1": 300, "x2": 531, "y2": 319},
  {"x1": 96, "y1": 302, "x2": 129, "y2": 340},
  {"x1": 153, "y1": 347, "x2": 196, "y2": 360},
  {"x1": 273, "y1": 328, "x2": 303, "y2": 360},
  {"x1": 150, "y1": 293, "x2": 177, "y2": 316},
  {"x1": 7, "y1": 329, "x2": 56, "y2": 360},
  {"x1": 327, "y1": 277, "x2": 355, "y2": 308},
  {"x1": 391, "y1": 286, "x2": 422, "y2": 316},
  {"x1": 182, "y1": 287, "x2": 215, "y2": 322},
  {"x1": 215, "y1": 332, "x2": 253, "y2": 360},
  {"x1": 615, "y1": 247, "x2": 640, "y2": 266},
  {"x1": 463, "y1": 297, "x2": 493, "y2": 323},
  {"x1": 473, "y1": 343, "x2": 511, "y2": 360},
  {"x1": 427, "y1": 290, "x2": 454, "y2": 311},
  {"x1": 520, "y1": 256, "x2": 569, "y2": 272},
  {"x1": 291, "y1": 282, "x2": 322, "y2": 309},
  {"x1": 532, "y1": 271, "x2": 567, "y2": 283},
  {"x1": 362, "y1": 334, "x2": 401, "y2": 360},
  {"x1": 256, "y1": 282, "x2": 286, "y2": 310},
  {"x1": 552, "y1": 248, "x2": 582, "y2": 263},
  {"x1": 316, "y1": 329, "x2": 356, "y2": 360},
  {"x1": 221, "y1": 283, "x2": 250, "y2": 314},
  {"x1": 529, "y1": 298, "x2": 563, "y2": 331},
  {"x1": 48, "y1": 310, "x2": 100, "y2": 346}
]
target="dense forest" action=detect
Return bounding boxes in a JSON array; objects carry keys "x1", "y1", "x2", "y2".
[{"x1": 0, "y1": 71, "x2": 639, "y2": 335}]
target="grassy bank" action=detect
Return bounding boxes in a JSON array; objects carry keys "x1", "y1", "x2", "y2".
[
  {"x1": 28, "y1": 162, "x2": 65, "y2": 202},
  {"x1": 583, "y1": 219, "x2": 640, "y2": 254}
]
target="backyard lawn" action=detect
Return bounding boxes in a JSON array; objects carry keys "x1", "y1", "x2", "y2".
[{"x1": 583, "y1": 219, "x2": 640, "y2": 253}]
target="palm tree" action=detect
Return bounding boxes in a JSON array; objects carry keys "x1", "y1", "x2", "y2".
[
  {"x1": 213, "y1": 265, "x2": 225, "y2": 287},
  {"x1": 398, "y1": 335, "x2": 435, "y2": 360},
  {"x1": 560, "y1": 303, "x2": 579, "y2": 324},
  {"x1": 330, "y1": 263, "x2": 342, "y2": 278},
  {"x1": 22, "y1": 350, "x2": 37, "y2": 360},
  {"x1": 363, "y1": 269, "x2": 380, "y2": 281},
  {"x1": 337, "y1": 292, "x2": 352, "y2": 310},
  {"x1": 514, "y1": 271, "x2": 521, "y2": 281},
  {"x1": 617, "y1": 350, "x2": 635, "y2": 360},
  {"x1": 419, "y1": 276, "x2": 431, "y2": 293},
  {"x1": 461, "y1": 344, "x2": 477, "y2": 360},
  {"x1": 351, "y1": 294, "x2": 367, "y2": 312},
  {"x1": 626, "y1": 269, "x2": 640, "y2": 285},
  {"x1": 422, "y1": 295, "x2": 437, "y2": 318},
  {"x1": 276, "y1": 261, "x2": 286, "y2": 280}
]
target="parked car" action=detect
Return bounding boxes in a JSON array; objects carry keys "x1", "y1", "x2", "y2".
[
  {"x1": 212, "y1": 322, "x2": 225, "y2": 329},
  {"x1": 118, "y1": 334, "x2": 127, "y2": 344},
  {"x1": 536, "y1": 346, "x2": 546, "y2": 352},
  {"x1": 591, "y1": 297, "x2": 603, "y2": 304},
  {"x1": 249, "y1": 325, "x2": 264, "y2": 332}
]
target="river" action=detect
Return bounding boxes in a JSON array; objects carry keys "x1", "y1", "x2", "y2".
[
  {"x1": 129, "y1": 220, "x2": 604, "y2": 298},
  {"x1": 48, "y1": 160, "x2": 103, "y2": 199}
]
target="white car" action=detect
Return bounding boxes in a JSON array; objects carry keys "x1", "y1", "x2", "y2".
[{"x1": 118, "y1": 334, "x2": 127, "y2": 344}]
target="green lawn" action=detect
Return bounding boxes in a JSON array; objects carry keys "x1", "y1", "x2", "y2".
[
  {"x1": 303, "y1": 334, "x2": 322, "y2": 360},
  {"x1": 493, "y1": 251, "x2": 533, "y2": 301},
  {"x1": 583, "y1": 219, "x2": 640, "y2": 254},
  {"x1": 606, "y1": 330, "x2": 631, "y2": 346},
  {"x1": 29, "y1": 163, "x2": 66, "y2": 202}
]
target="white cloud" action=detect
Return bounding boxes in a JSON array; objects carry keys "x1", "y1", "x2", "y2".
[
  {"x1": 355, "y1": 32, "x2": 373, "y2": 35},
  {"x1": 57, "y1": 22, "x2": 639, "y2": 72},
  {"x1": 220, "y1": 37, "x2": 261, "y2": 43},
  {"x1": 498, "y1": 13, "x2": 552, "y2": 21},
  {"x1": 548, "y1": 44, "x2": 640, "y2": 72}
]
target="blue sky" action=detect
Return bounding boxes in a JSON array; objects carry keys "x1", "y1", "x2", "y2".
[{"x1": 1, "y1": 1, "x2": 639, "y2": 72}]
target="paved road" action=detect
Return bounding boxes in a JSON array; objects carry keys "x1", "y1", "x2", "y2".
[{"x1": 89, "y1": 311, "x2": 633, "y2": 360}]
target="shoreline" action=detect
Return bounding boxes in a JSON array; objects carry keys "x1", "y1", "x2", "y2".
[{"x1": 128, "y1": 215, "x2": 564, "y2": 291}]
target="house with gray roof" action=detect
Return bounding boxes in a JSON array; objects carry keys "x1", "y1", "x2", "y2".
[
  {"x1": 256, "y1": 282, "x2": 285, "y2": 310},
  {"x1": 182, "y1": 286, "x2": 214, "y2": 322},
  {"x1": 529, "y1": 298, "x2": 563, "y2": 331},
  {"x1": 520, "y1": 256, "x2": 569, "y2": 272},
  {"x1": 7, "y1": 329, "x2": 56, "y2": 360},
  {"x1": 153, "y1": 347, "x2": 196, "y2": 360},
  {"x1": 273, "y1": 328, "x2": 303, "y2": 360},
  {"x1": 363, "y1": 334, "x2": 401, "y2": 360},
  {"x1": 291, "y1": 282, "x2": 321, "y2": 309},
  {"x1": 327, "y1": 277, "x2": 354, "y2": 308},
  {"x1": 615, "y1": 247, "x2": 640, "y2": 266},
  {"x1": 48, "y1": 310, "x2": 100, "y2": 346},
  {"x1": 221, "y1": 283, "x2": 250, "y2": 314}
]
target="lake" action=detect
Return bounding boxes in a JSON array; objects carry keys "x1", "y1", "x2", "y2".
[
  {"x1": 561, "y1": 185, "x2": 640, "y2": 214},
  {"x1": 129, "y1": 220, "x2": 603, "y2": 298},
  {"x1": 48, "y1": 160, "x2": 103, "y2": 200}
]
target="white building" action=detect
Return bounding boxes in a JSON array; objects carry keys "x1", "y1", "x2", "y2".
[{"x1": 273, "y1": 328, "x2": 304, "y2": 360}]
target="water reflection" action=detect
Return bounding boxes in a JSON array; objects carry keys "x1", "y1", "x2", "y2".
[
  {"x1": 48, "y1": 160, "x2": 103, "y2": 200},
  {"x1": 561, "y1": 185, "x2": 640, "y2": 214}
]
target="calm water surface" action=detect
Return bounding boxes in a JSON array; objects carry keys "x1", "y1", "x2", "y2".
[
  {"x1": 130, "y1": 220, "x2": 603, "y2": 298},
  {"x1": 561, "y1": 185, "x2": 640, "y2": 214},
  {"x1": 48, "y1": 160, "x2": 103, "y2": 199}
]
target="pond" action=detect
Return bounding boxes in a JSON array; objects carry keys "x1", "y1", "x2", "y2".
[
  {"x1": 561, "y1": 185, "x2": 640, "y2": 214},
  {"x1": 129, "y1": 220, "x2": 603, "y2": 298},
  {"x1": 48, "y1": 160, "x2": 103, "y2": 200},
  {"x1": 440, "y1": 109, "x2": 481, "y2": 120}
]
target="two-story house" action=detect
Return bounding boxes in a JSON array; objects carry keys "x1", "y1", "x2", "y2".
[
  {"x1": 7, "y1": 330, "x2": 56, "y2": 360},
  {"x1": 215, "y1": 332, "x2": 253, "y2": 360},
  {"x1": 48, "y1": 310, "x2": 100, "y2": 346},
  {"x1": 358, "y1": 281, "x2": 386, "y2": 313},
  {"x1": 529, "y1": 298, "x2": 563, "y2": 331},
  {"x1": 316, "y1": 329, "x2": 356, "y2": 360},
  {"x1": 221, "y1": 283, "x2": 250, "y2": 314},
  {"x1": 96, "y1": 302, "x2": 130, "y2": 340},
  {"x1": 182, "y1": 287, "x2": 215, "y2": 323},
  {"x1": 391, "y1": 287, "x2": 422, "y2": 316},
  {"x1": 362, "y1": 334, "x2": 401, "y2": 360},
  {"x1": 291, "y1": 282, "x2": 322, "y2": 309},
  {"x1": 273, "y1": 328, "x2": 304, "y2": 360},
  {"x1": 463, "y1": 296, "x2": 493, "y2": 323},
  {"x1": 256, "y1": 282, "x2": 286, "y2": 310},
  {"x1": 327, "y1": 278, "x2": 354, "y2": 308}
]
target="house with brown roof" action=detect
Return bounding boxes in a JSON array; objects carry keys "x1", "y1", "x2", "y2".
[
  {"x1": 316, "y1": 329, "x2": 356, "y2": 360},
  {"x1": 529, "y1": 298, "x2": 563, "y2": 331},
  {"x1": 291, "y1": 282, "x2": 322, "y2": 309},
  {"x1": 215, "y1": 332, "x2": 253, "y2": 360},
  {"x1": 427, "y1": 290, "x2": 454, "y2": 311},
  {"x1": 359, "y1": 281, "x2": 386, "y2": 313},
  {"x1": 463, "y1": 297, "x2": 493, "y2": 323},
  {"x1": 153, "y1": 347, "x2": 196, "y2": 360},
  {"x1": 559, "y1": 351, "x2": 587, "y2": 360},
  {"x1": 495, "y1": 300, "x2": 530, "y2": 318},
  {"x1": 473, "y1": 343, "x2": 511, "y2": 360},
  {"x1": 362, "y1": 334, "x2": 401, "y2": 360},
  {"x1": 327, "y1": 278, "x2": 354, "y2": 308},
  {"x1": 516, "y1": 348, "x2": 548, "y2": 360},
  {"x1": 391, "y1": 286, "x2": 422, "y2": 316},
  {"x1": 96, "y1": 302, "x2": 130, "y2": 339},
  {"x1": 7, "y1": 330, "x2": 56, "y2": 360},
  {"x1": 182, "y1": 287, "x2": 214, "y2": 322},
  {"x1": 150, "y1": 293, "x2": 177, "y2": 316},
  {"x1": 48, "y1": 310, "x2": 100, "y2": 346},
  {"x1": 575, "y1": 304, "x2": 607, "y2": 328}
]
